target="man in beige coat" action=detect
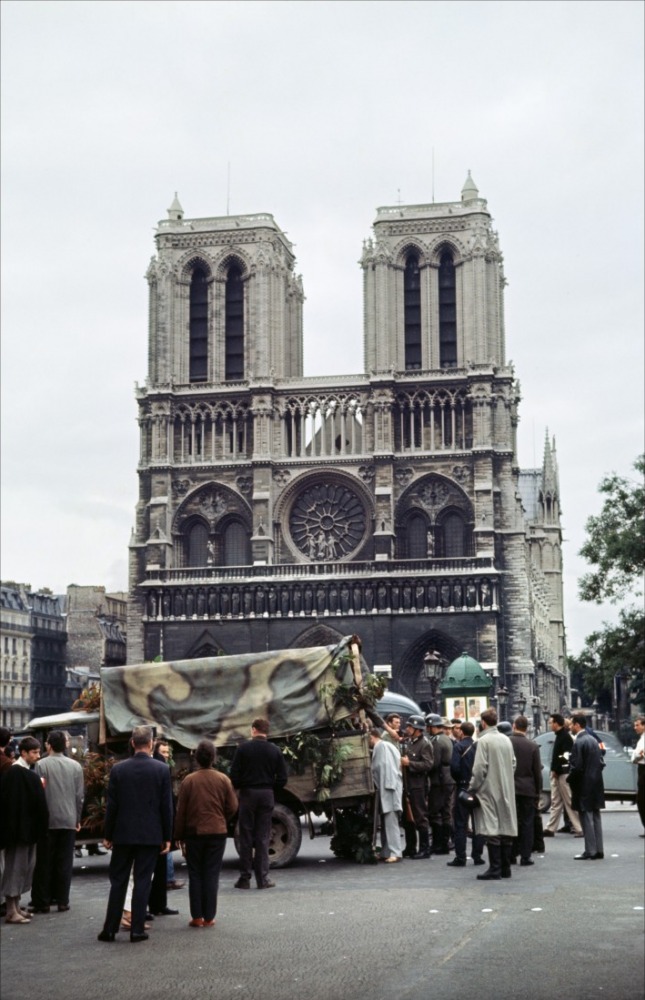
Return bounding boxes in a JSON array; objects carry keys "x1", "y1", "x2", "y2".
[{"x1": 468, "y1": 708, "x2": 517, "y2": 881}]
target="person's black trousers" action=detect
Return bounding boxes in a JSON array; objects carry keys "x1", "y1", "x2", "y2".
[{"x1": 185, "y1": 834, "x2": 227, "y2": 921}]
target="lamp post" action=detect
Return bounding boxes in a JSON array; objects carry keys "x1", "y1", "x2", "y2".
[
  {"x1": 516, "y1": 692, "x2": 527, "y2": 716},
  {"x1": 496, "y1": 685, "x2": 509, "y2": 722},
  {"x1": 423, "y1": 650, "x2": 443, "y2": 714}
]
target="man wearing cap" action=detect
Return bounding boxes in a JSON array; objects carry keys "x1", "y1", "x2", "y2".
[
  {"x1": 400, "y1": 715, "x2": 434, "y2": 859},
  {"x1": 425, "y1": 714, "x2": 454, "y2": 855}
]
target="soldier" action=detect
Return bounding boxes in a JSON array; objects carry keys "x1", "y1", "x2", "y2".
[
  {"x1": 400, "y1": 715, "x2": 434, "y2": 859},
  {"x1": 425, "y1": 714, "x2": 455, "y2": 855}
]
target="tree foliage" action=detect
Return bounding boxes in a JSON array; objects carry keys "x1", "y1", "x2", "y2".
[
  {"x1": 574, "y1": 456, "x2": 645, "y2": 711},
  {"x1": 578, "y1": 455, "x2": 644, "y2": 604}
]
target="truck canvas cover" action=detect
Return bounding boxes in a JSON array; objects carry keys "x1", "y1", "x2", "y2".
[{"x1": 100, "y1": 635, "x2": 359, "y2": 749}]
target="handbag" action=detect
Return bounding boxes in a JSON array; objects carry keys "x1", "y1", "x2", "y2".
[{"x1": 458, "y1": 789, "x2": 480, "y2": 810}]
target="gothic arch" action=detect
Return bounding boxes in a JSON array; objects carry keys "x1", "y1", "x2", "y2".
[
  {"x1": 177, "y1": 253, "x2": 215, "y2": 282},
  {"x1": 172, "y1": 482, "x2": 252, "y2": 564},
  {"x1": 214, "y1": 250, "x2": 251, "y2": 280},
  {"x1": 288, "y1": 623, "x2": 346, "y2": 649},
  {"x1": 395, "y1": 472, "x2": 474, "y2": 559},
  {"x1": 392, "y1": 239, "x2": 431, "y2": 269},
  {"x1": 428, "y1": 236, "x2": 467, "y2": 266},
  {"x1": 393, "y1": 629, "x2": 462, "y2": 703}
]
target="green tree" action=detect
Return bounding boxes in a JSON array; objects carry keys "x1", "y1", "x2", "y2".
[{"x1": 574, "y1": 455, "x2": 645, "y2": 711}]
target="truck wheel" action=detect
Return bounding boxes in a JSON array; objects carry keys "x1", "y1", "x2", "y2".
[
  {"x1": 232, "y1": 803, "x2": 303, "y2": 869},
  {"x1": 268, "y1": 804, "x2": 302, "y2": 869},
  {"x1": 538, "y1": 790, "x2": 551, "y2": 813}
]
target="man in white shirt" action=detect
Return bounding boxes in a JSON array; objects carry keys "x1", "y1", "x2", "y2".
[{"x1": 631, "y1": 716, "x2": 645, "y2": 836}]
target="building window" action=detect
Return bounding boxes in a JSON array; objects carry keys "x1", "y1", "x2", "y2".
[
  {"x1": 407, "y1": 515, "x2": 428, "y2": 558},
  {"x1": 186, "y1": 521, "x2": 209, "y2": 567},
  {"x1": 439, "y1": 251, "x2": 457, "y2": 368},
  {"x1": 223, "y1": 521, "x2": 250, "y2": 566},
  {"x1": 437, "y1": 511, "x2": 471, "y2": 558},
  {"x1": 189, "y1": 267, "x2": 209, "y2": 383},
  {"x1": 404, "y1": 254, "x2": 421, "y2": 370},
  {"x1": 225, "y1": 266, "x2": 244, "y2": 380}
]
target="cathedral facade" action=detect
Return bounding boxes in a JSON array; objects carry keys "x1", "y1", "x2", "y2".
[{"x1": 127, "y1": 176, "x2": 569, "y2": 721}]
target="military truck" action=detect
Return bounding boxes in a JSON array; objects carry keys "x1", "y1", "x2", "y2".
[{"x1": 33, "y1": 635, "x2": 379, "y2": 867}]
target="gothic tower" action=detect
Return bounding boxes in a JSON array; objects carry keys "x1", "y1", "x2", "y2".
[{"x1": 128, "y1": 178, "x2": 569, "y2": 721}]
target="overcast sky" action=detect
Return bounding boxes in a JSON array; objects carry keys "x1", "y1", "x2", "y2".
[{"x1": 1, "y1": 0, "x2": 643, "y2": 655}]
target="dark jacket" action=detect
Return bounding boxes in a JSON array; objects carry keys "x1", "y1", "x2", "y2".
[
  {"x1": 509, "y1": 732, "x2": 542, "y2": 799},
  {"x1": 568, "y1": 729, "x2": 605, "y2": 812},
  {"x1": 0, "y1": 763, "x2": 49, "y2": 849},
  {"x1": 450, "y1": 736, "x2": 477, "y2": 788},
  {"x1": 230, "y1": 737, "x2": 288, "y2": 791},
  {"x1": 429, "y1": 733, "x2": 455, "y2": 787},
  {"x1": 550, "y1": 726, "x2": 574, "y2": 774},
  {"x1": 104, "y1": 752, "x2": 173, "y2": 845},
  {"x1": 403, "y1": 733, "x2": 434, "y2": 789}
]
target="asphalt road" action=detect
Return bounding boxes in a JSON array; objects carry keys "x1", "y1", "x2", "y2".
[{"x1": 2, "y1": 804, "x2": 643, "y2": 1000}]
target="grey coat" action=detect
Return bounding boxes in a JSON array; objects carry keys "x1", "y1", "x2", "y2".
[
  {"x1": 468, "y1": 726, "x2": 518, "y2": 838},
  {"x1": 371, "y1": 739, "x2": 403, "y2": 814}
]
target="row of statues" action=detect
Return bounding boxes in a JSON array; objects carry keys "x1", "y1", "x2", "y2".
[{"x1": 145, "y1": 578, "x2": 496, "y2": 619}]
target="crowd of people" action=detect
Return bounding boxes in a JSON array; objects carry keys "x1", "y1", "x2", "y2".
[
  {"x1": 369, "y1": 710, "x2": 645, "y2": 876},
  {"x1": 0, "y1": 710, "x2": 643, "y2": 938}
]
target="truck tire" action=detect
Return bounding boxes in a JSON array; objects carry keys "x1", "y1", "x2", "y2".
[
  {"x1": 233, "y1": 803, "x2": 303, "y2": 869},
  {"x1": 268, "y1": 804, "x2": 302, "y2": 869}
]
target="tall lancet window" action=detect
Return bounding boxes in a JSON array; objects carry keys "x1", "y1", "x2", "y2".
[
  {"x1": 225, "y1": 265, "x2": 244, "y2": 380},
  {"x1": 189, "y1": 267, "x2": 209, "y2": 383},
  {"x1": 404, "y1": 253, "x2": 421, "y2": 370},
  {"x1": 439, "y1": 251, "x2": 457, "y2": 368}
]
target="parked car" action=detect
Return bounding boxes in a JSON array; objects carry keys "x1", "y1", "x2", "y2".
[
  {"x1": 534, "y1": 729, "x2": 637, "y2": 811},
  {"x1": 376, "y1": 692, "x2": 423, "y2": 726}
]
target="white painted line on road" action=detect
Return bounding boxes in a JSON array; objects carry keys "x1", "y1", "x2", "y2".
[
  {"x1": 634, "y1": 906, "x2": 644, "y2": 911},
  {"x1": 428, "y1": 909, "x2": 439, "y2": 913},
  {"x1": 531, "y1": 907, "x2": 543, "y2": 911},
  {"x1": 482, "y1": 908, "x2": 493, "y2": 913}
]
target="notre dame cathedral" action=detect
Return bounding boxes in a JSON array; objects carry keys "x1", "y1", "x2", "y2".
[{"x1": 127, "y1": 174, "x2": 569, "y2": 720}]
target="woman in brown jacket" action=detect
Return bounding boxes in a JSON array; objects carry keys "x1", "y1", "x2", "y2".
[{"x1": 174, "y1": 740, "x2": 238, "y2": 927}]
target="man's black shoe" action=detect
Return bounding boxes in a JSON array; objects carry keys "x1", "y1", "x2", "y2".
[
  {"x1": 542, "y1": 830, "x2": 555, "y2": 837},
  {"x1": 574, "y1": 852, "x2": 592, "y2": 860},
  {"x1": 591, "y1": 852, "x2": 604, "y2": 859},
  {"x1": 97, "y1": 930, "x2": 116, "y2": 942},
  {"x1": 234, "y1": 878, "x2": 250, "y2": 889},
  {"x1": 257, "y1": 879, "x2": 276, "y2": 889},
  {"x1": 520, "y1": 859, "x2": 534, "y2": 866},
  {"x1": 446, "y1": 858, "x2": 466, "y2": 867},
  {"x1": 472, "y1": 857, "x2": 485, "y2": 865},
  {"x1": 150, "y1": 907, "x2": 178, "y2": 916},
  {"x1": 30, "y1": 907, "x2": 51, "y2": 914},
  {"x1": 145, "y1": 912, "x2": 154, "y2": 920},
  {"x1": 130, "y1": 932, "x2": 149, "y2": 943}
]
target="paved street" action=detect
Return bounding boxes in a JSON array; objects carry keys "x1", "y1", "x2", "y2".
[{"x1": 2, "y1": 805, "x2": 643, "y2": 1000}]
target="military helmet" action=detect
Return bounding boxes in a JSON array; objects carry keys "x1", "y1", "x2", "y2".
[
  {"x1": 425, "y1": 713, "x2": 443, "y2": 727},
  {"x1": 406, "y1": 714, "x2": 427, "y2": 731}
]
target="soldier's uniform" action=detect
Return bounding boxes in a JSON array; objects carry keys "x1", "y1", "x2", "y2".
[
  {"x1": 401, "y1": 716, "x2": 434, "y2": 859},
  {"x1": 426, "y1": 715, "x2": 455, "y2": 854}
]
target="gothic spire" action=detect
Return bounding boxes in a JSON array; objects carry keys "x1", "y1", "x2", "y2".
[
  {"x1": 461, "y1": 170, "x2": 479, "y2": 203},
  {"x1": 167, "y1": 192, "x2": 184, "y2": 221}
]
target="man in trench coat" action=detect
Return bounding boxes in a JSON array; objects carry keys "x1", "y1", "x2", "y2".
[{"x1": 468, "y1": 708, "x2": 517, "y2": 880}]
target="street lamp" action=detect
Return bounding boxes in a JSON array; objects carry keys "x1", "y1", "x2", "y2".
[
  {"x1": 496, "y1": 685, "x2": 509, "y2": 722},
  {"x1": 423, "y1": 650, "x2": 443, "y2": 714},
  {"x1": 517, "y1": 692, "x2": 527, "y2": 715}
]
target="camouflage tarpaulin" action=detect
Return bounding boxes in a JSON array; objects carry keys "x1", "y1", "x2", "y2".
[{"x1": 100, "y1": 635, "x2": 359, "y2": 748}]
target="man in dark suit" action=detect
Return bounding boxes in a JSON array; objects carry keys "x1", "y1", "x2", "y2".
[
  {"x1": 508, "y1": 716, "x2": 542, "y2": 867},
  {"x1": 568, "y1": 713, "x2": 605, "y2": 861},
  {"x1": 97, "y1": 726, "x2": 173, "y2": 943}
]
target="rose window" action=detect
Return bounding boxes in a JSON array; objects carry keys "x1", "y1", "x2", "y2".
[{"x1": 289, "y1": 483, "x2": 367, "y2": 561}]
